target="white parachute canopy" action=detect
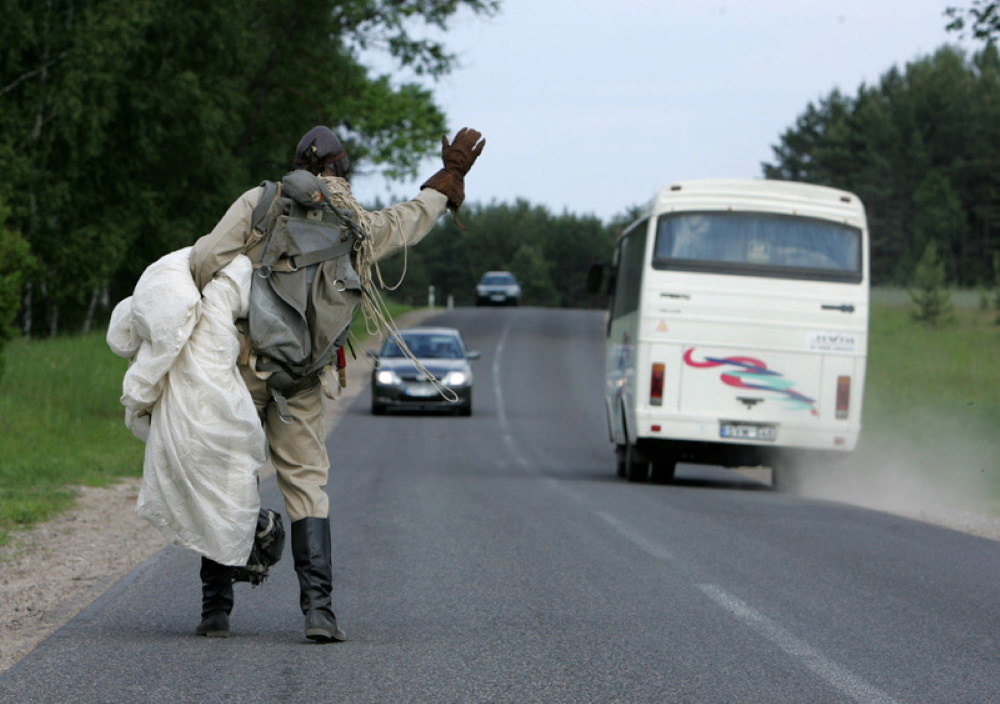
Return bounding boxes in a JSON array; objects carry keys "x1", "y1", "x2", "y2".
[{"x1": 107, "y1": 248, "x2": 266, "y2": 566}]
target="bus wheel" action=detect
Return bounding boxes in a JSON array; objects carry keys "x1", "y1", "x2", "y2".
[
  {"x1": 771, "y1": 450, "x2": 812, "y2": 492},
  {"x1": 615, "y1": 445, "x2": 626, "y2": 478},
  {"x1": 771, "y1": 466, "x2": 787, "y2": 492},
  {"x1": 624, "y1": 444, "x2": 650, "y2": 483},
  {"x1": 771, "y1": 463, "x2": 799, "y2": 492},
  {"x1": 651, "y1": 461, "x2": 677, "y2": 483}
]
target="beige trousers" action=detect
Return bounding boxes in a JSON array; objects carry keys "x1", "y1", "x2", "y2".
[{"x1": 239, "y1": 365, "x2": 329, "y2": 522}]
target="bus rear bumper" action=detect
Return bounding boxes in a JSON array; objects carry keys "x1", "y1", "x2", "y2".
[{"x1": 634, "y1": 415, "x2": 859, "y2": 466}]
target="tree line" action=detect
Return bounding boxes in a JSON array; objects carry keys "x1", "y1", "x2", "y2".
[
  {"x1": 763, "y1": 41, "x2": 1000, "y2": 287},
  {"x1": 374, "y1": 199, "x2": 620, "y2": 309},
  {"x1": 4, "y1": 1, "x2": 1000, "y2": 363},
  {"x1": 0, "y1": 0, "x2": 498, "y2": 339}
]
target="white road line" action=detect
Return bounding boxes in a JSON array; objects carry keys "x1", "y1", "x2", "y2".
[
  {"x1": 596, "y1": 511, "x2": 674, "y2": 561},
  {"x1": 492, "y1": 320, "x2": 530, "y2": 468},
  {"x1": 697, "y1": 584, "x2": 898, "y2": 704},
  {"x1": 493, "y1": 319, "x2": 531, "y2": 469},
  {"x1": 491, "y1": 318, "x2": 509, "y2": 429},
  {"x1": 490, "y1": 315, "x2": 895, "y2": 703}
]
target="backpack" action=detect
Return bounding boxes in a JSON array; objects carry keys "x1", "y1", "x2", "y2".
[{"x1": 245, "y1": 170, "x2": 365, "y2": 421}]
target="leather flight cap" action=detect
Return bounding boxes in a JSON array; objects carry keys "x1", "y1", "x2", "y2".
[{"x1": 294, "y1": 126, "x2": 351, "y2": 175}]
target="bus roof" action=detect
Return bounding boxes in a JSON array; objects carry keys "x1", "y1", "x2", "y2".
[{"x1": 637, "y1": 179, "x2": 867, "y2": 231}]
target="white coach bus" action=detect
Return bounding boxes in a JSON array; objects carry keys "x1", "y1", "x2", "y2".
[{"x1": 596, "y1": 179, "x2": 869, "y2": 487}]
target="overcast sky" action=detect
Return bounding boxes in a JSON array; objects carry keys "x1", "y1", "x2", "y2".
[{"x1": 352, "y1": 1, "x2": 976, "y2": 223}]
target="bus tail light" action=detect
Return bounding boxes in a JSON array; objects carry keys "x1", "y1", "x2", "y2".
[
  {"x1": 836, "y1": 376, "x2": 851, "y2": 419},
  {"x1": 650, "y1": 363, "x2": 665, "y2": 406}
]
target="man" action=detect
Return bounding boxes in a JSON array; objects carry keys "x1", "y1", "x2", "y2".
[{"x1": 188, "y1": 125, "x2": 485, "y2": 642}]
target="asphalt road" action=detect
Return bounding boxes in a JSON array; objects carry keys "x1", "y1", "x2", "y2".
[{"x1": 2, "y1": 307, "x2": 997, "y2": 703}]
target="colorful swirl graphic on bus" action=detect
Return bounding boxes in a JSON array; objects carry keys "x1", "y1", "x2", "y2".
[{"x1": 683, "y1": 349, "x2": 817, "y2": 415}]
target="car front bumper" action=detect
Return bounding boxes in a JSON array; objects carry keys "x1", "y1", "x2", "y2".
[
  {"x1": 477, "y1": 290, "x2": 520, "y2": 305},
  {"x1": 372, "y1": 383, "x2": 471, "y2": 411}
]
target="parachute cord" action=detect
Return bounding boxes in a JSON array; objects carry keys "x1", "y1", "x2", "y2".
[
  {"x1": 357, "y1": 285, "x2": 458, "y2": 403},
  {"x1": 320, "y1": 176, "x2": 457, "y2": 403}
]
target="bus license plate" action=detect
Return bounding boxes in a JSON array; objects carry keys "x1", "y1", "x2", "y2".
[{"x1": 720, "y1": 422, "x2": 777, "y2": 442}]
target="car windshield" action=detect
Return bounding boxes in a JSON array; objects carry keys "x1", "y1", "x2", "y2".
[
  {"x1": 481, "y1": 274, "x2": 515, "y2": 285},
  {"x1": 381, "y1": 333, "x2": 463, "y2": 359},
  {"x1": 653, "y1": 212, "x2": 862, "y2": 282}
]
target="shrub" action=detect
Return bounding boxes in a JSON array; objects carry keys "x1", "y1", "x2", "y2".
[{"x1": 909, "y1": 240, "x2": 953, "y2": 325}]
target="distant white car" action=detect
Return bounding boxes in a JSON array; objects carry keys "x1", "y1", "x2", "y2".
[{"x1": 476, "y1": 271, "x2": 521, "y2": 306}]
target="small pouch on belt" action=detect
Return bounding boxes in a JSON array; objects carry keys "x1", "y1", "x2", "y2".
[{"x1": 235, "y1": 320, "x2": 253, "y2": 367}]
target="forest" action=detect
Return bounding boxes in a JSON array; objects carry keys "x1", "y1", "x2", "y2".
[
  {"x1": 764, "y1": 43, "x2": 1000, "y2": 287},
  {"x1": 2, "y1": 1, "x2": 1000, "y2": 347},
  {"x1": 0, "y1": 0, "x2": 499, "y2": 339}
]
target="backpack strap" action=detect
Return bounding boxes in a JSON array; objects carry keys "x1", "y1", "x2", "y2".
[
  {"x1": 251, "y1": 180, "x2": 280, "y2": 237},
  {"x1": 285, "y1": 239, "x2": 356, "y2": 271}
]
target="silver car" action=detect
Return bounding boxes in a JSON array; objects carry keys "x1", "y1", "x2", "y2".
[
  {"x1": 369, "y1": 327, "x2": 480, "y2": 416},
  {"x1": 475, "y1": 271, "x2": 521, "y2": 306}
]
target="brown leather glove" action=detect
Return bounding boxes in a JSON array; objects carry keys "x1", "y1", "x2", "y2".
[
  {"x1": 421, "y1": 127, "x2": 485, "y2": 211},
  {"x1": 442, "y1": 127, "x2": 485, "y2": 178}
]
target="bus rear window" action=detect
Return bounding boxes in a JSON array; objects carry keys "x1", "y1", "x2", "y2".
[{"x1": 653, "y1": 212, "x2": 862, "y2": 283}]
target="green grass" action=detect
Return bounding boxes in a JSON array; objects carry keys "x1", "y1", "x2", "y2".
[
  {"x1": 0, "y1": 332, "x2": 144, "y2": 544},
  {"x1": 0, "y1": 300, "x2": 416, "y2": 546},
  {"x1": 853, "y1": 297, "x2": 1000, "y2": 514}
]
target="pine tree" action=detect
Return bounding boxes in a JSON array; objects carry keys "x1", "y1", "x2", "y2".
[{"x1": 909, "y1": 240, "x2": 954, "y2": 325}]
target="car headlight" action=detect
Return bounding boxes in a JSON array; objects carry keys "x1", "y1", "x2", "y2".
[
  {"x1": 442, "y1": 371, "x2": 468, "y2": 386},
  {"x1": 376, "y1": 370, "x2": 402, "y2": 385}
]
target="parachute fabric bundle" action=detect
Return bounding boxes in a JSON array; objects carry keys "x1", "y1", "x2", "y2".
[{"x1": 107, "y1": 248, "x2": 266, "y2": 566}]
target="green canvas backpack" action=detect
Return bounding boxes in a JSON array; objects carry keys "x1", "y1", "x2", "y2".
[{"x1": 246, "y1": 170, "x2": 365, "y2": 422}]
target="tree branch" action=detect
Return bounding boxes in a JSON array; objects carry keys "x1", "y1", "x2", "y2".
[{"x1": 0, "y1": 53, "x2": 68, "y2": 100}]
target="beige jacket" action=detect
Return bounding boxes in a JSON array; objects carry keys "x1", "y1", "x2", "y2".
[{"x1": 190, "y1": 180, "x2": 448, "y2": 291}]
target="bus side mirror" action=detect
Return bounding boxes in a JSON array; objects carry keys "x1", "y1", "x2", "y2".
[{"x1": 586, "y1": 262, "x2": 611, "y2": 295}]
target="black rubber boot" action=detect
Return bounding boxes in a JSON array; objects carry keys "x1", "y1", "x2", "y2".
[
  {"x1": 291, "y1": 517, "x2": 347, "y2": 643},
  {"x1": 195, "y1": 557, "x2": 234, "y2": 638}
]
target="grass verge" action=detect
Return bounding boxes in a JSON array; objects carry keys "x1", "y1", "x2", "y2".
[
  {"x1": 848, "y1": 299, "x2": 1000, "y2": 516},
  {"x1": 0, "y1": 333, "x2": 143, "y2": 545}
]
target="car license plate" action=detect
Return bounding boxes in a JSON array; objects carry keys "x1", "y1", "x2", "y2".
[
  {"x1": 490, "y1": 294, "x2": 505, "y2": 301},
  {"x1": 405, "y1": 383, "x2": 437, "y2": 397},
  {"x1": 720, "y1": 422, "x2": 777, "y2": 442}
]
